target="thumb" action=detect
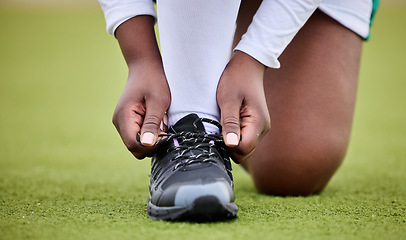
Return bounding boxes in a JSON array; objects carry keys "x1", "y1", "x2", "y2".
[
  {"x1": 140, "y1": 100, "x2": 167, "y2": 147},
  {"x1": 220, "y1": 101, "x2": 242, "y2": 148}
]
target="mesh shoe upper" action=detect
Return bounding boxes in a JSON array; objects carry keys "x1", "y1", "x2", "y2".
[{"x1": 148, "y1": 114, "x2": 235, "y2": 208}]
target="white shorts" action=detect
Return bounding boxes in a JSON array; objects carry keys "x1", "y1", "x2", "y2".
[{"x1": 319, "y1": 0, "x2": 376, "y2": 39}]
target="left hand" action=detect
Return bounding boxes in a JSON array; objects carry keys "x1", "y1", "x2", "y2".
[{"x1": 217, "y1": 51, "x2": 271, "y2": 163}]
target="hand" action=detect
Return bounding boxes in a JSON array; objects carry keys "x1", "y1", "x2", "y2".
[
  {"x1": 217, "y1": 51, "x2": 271, "y2": 163},
  {"x1": 112, "y1": 16, "x2": 171, "y2": 159},
  {"x1": 113, "y1": 61, "x2": 170, "y2": 159}
]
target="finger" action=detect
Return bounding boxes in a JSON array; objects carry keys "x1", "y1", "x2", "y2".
[
  {"x1": 228, "y1": 147, "x2": 256, "y2": 164},
  {"x1": 229, "y1": 115, "x2": 271, "y2": 163},
  {"x1": 140, "y1": 99, "x2": 168, "y2": 147},
  {"x1": 239, "y1": 123, "x2": 262, "y2": 156},
  {"x1": 220, "y1": 100, "x2": 242, "y2": 147},
  {"x1": 113, "y1": 108, "x2": 147, "y2": 159}
]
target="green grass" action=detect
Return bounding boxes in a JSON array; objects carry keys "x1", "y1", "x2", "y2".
[{"x1": 1, "y1": 3, "x2": 405, "y2": 240}]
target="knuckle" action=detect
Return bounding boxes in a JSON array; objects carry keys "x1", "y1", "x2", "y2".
[
  {"x1": 223, "y1": 116, "x2": 240, "y2": 129},
  {"x1": 125, "y1": 139, "x2": 154, "y2": 160},
  {"x1": 264, "y1": 119, "x2": 271, "y2": 133},
  {"x1": 142, "y1": 115, "x2": 161, "y2": 129},
  {"x1": 261, "y1": 113, "x2": 271, "y2": 133},
  {"x1": 229, "y1": 146, "x2": 254, "y2": 164},
  {"x1": 125, "y1": 140, "x2": 139, "y2": 153},
  {"x1": 112, "y1": 113, "x2": 118, "y2": 127},
  {"x1": 112, "y1": 108, "x2": 120, "y2": 127},
  {"x1": 132, "y1": 152, "x2": 146, "y2": 160}
]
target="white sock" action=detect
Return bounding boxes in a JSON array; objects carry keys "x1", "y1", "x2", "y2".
[{"x1": 157, "y1": 0, "x2": 241, "y2": 133}]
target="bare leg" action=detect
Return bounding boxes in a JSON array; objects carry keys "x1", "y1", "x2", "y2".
[{"x1": 235, "y1": 1, "x2": 362, "y2": 195}]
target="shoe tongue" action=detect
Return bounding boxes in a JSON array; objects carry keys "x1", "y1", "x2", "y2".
[{"x1": 171, "y1": 114, "x2": 205, "y2": 133}]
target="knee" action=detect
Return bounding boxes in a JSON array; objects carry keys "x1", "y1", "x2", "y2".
[{"x1": 247, "y1": 136, "x2": 348, "y2": 196}]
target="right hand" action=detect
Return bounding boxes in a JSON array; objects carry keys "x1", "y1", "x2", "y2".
[
  {"x1": 112, "y1": 61, "x2": 171, "y2": 159},
  {"x1": 217, "y1": 51, "x2": 270, "y2": 164}
]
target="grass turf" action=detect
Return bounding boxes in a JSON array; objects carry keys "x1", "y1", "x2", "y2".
[{"x1": 0, "y1": 3, "x2": 405, "y2": 240}]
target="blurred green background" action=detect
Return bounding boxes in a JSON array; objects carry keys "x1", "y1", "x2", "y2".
[{"x1": 1, "y1": 1, "x2": 405, "y2": 239}]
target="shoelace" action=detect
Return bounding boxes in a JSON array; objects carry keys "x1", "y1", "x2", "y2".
[
  {"x1": 136, "y1": 118, "x2": 229, "y2": 170},
  {"x1": 164, "y1": 131, "x2": 225, "y2": 169}
]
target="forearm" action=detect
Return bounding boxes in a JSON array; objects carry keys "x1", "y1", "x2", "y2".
[
  {"x1": 112, "y1": 16, "x2": 170, "y2": 156},
  {"x1": 116, "y1": 16, "x2": 163, "y2": 69}
]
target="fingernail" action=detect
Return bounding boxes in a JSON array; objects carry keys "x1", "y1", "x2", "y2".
[
  {"x1": 226, "y1": 133, "x2": 239, "y2": 146},
  {"x1": 141, "y1": 132, "x2": 155, "y2": 145}
]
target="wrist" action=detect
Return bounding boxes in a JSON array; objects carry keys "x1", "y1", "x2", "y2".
[
  {"x1": 127, "y1": 56, "x2": 164, "y2": 73},
  {"x1": 223, "y1": 51, "x2": 266, "y2": 84},
  {"x1": 126, "y1": 61, "x2": 166, "y2": 87},
  {"x1": 231, "y1": 51, "x2": 266, "y2": 73}
]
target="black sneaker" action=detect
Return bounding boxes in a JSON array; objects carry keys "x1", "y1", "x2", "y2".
[{"x1": 145, "y1": 114, "x2": 238, "y2": 221}]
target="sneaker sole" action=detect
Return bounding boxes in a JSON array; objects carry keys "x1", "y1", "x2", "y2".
[{"x1": 148, "y1": 195, "x2": 238, "y2": 222}]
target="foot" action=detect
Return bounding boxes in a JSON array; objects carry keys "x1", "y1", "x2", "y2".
[{"x1": 146, "y1": 114, "x2": 238, "y2": 221}]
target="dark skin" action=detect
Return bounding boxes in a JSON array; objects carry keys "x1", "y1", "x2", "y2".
[
  {"x1": 113, "y1": 3, "x2": 362, "y2": 196},
  {"x1": 113, "y1": 16, "x2": 170, "y2": 159},
  {"x1": 217, "y1": 51, "x2": 270, "y2": 163},
  {"x1": 113, "y1": 15, "x2": 270, "y2": 162},
  {"x1": 234, "y1": 0, "x2": 361, "y2": 195}
]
